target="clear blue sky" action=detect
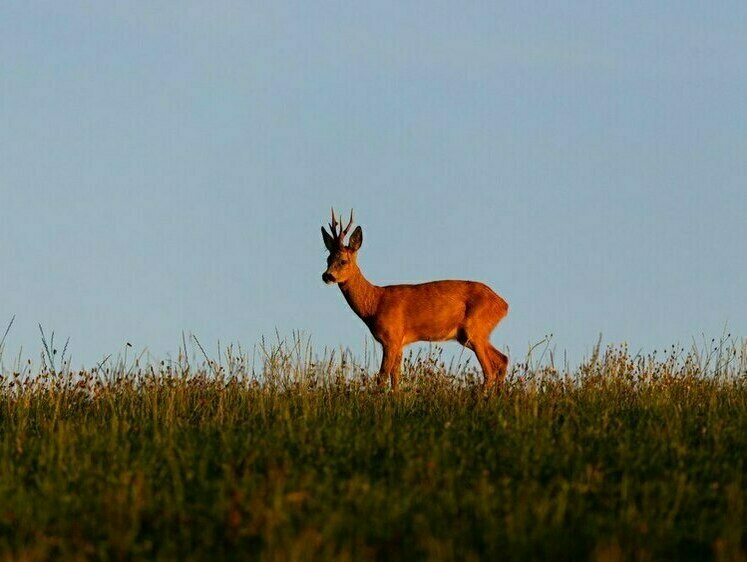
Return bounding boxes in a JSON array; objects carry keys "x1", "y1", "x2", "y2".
[{"x1": 1, "y1": 3, "x2": 745, "y2": 369}]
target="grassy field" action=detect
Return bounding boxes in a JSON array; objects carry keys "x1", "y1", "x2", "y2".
[{"x1": 0, "y1": 336, "x2": 745, "y2": 561}]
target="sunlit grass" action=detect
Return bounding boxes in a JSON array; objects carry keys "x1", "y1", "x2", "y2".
[{"x1": 0, "y1": 335, "x2": 745, "y2": 561}]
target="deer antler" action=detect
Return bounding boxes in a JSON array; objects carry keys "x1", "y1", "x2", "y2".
[
  {"x1": 340, "y1": 209, "x2": 354, "y2": 241},
  {"x1": 326, "y1": 208, "x2": 354, "y2": 244},
  {"x1": 329, "y1": 208, "x2": 338, "y2": 237}
]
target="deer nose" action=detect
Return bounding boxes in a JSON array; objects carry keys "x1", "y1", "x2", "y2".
[{"x1": 322, "y1": 272, "x2": 335, "y2": 283}]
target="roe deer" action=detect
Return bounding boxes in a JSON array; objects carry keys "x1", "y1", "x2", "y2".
[{"x1": 321, "y1": 209, "x2": 509, "y2": 391}]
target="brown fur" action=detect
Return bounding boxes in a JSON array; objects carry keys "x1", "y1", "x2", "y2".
[{"x1": 322, "y1": 211, "x2": 508, "y2": 390}]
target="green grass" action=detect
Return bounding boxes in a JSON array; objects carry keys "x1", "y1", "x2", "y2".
[{"x1": 0, "y1": 338, "x2": 745, "y2": 561}]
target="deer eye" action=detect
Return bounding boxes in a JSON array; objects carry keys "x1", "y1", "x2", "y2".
[{"x1": 339, "y1": 259, "x2": 349, "y2": 266}]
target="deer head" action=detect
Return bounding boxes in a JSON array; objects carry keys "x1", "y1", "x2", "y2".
[{"x1": 321, "y1": 208, "x2": 363, "y2": 284}]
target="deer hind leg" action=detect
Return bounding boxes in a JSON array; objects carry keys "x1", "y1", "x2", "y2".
[
  {"x1": 488, "y1": 346, "x2": 509, "y2": 385},
  {"x1": 460, "y1": 298, "x2": 509, "y2": 390},
  {"x1": 473, "y1": 342, "x2": 498, "y2": 389},
  {"x1": 457, "y1": 330, "x2": 497, "y2": 388}
]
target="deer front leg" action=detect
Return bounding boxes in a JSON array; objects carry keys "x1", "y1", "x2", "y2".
[
  {"x1": 377, "y1": 344, "x2": 403, "y2": 391},
  {"x1": 389, "y1": 349, "x2": 404, "y2": 391}
]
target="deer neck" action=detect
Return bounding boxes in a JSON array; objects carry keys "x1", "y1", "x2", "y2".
[{"x1": 338, "y1": 266, "x2": 381, "y2": 320}]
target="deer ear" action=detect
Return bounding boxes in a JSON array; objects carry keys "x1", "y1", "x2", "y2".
[
  {"x1": 321, "y1": 227, "x2": 335, "y2": 252},
  {"x1": 348, "y1": 226, "x2": 363, "y2": 251}
]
